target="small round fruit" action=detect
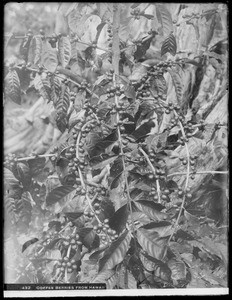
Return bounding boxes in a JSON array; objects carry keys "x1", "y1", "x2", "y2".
[{"x1": 186, "y1": 193, "x2": 192, "y2": 199}]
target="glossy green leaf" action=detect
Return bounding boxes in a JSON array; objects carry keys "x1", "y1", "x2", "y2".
[
  {"x1": 46, "y1": 185, "x2": 75, "y2": 206},
  {"x1": 41, "y1": 41, "x2": 58, "y2": 73},
  {"x1": 136, "y1": 228, "x2": 167, "y2": 260},
  {"x1": 109, "y1": 204, "x2": 129, "y2": 234},
  {"x1": 133, "y1": 200, "x2": 168, "y2": 222},
  {"x1": 22, "y1": 238, "x2": 39, "y2": 253},
  {"x1": 99, "y1": 230, "x2": 131, "y2": 272}
]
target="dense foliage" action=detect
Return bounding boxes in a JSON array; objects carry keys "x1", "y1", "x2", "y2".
[{"x1": 4, "y1": 3, "x2": 228, "y2": 289}]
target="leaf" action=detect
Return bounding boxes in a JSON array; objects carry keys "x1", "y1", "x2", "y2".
[
  {"x1": 142, "y1": 221, "x2": 173, "y2": 237},
  {"x1": 64, "y1": 212, "x2": 83, "y2": 221},
  {"x1": 28, "y1": 157, "x2": 46, "y2": 177},
  {"x1": 95, "y1": 22, "x2": 107, "y2": 44},
  {"x1": 92, "y1": 270, "x2": 115, "y2": 283},
  {"x1": 167, "y1": 67, "x2": 183, "y2": 104},
  {"x1": 99, "y1": 230, "x2": 131, "y2": 272},
  {"x1": 89, "y1": 246, "x2": 108, "y2": 262},
  {"x1": 135, "y1": 200, "x2": 165, "y2": 212},
  {"x1": 161, "y1": 33, "x2": 177, "y2": 57},
  {"x1": 140, "y1": 251, "x2": 172, "y2": 281},
  {"x1": 55, "y1": 10, "x2": 69, "y2": 35},
  {"x1": 134, "y1": 36, "x2": 153, "y2": 61},
  {"x1": 175, "y1": 229, "x2": 195, "y2": 241},
  {"x1": 126, "y1": 271, "x2": 137, "y2": 289},
  {"x1": 41, "y1": 41, "x2": 58, "y2": 73},
  {"x1": 110, "y1": 157, "x2": 123, "y2": 178},
  {"x1": 130, "y1": 4, "x2": 141, "y2": 9},
  {"x1": 4, "y1": 168, "x2": 20, "y2": 189},
  {"x1": 150, "y1": 74, "x2": 167, "y2": 98},
  {"x1": 46, "y1": 185, "x2": 75, "y2": 206},
  {"x1": 79, "y1": 228, "x2": 100, "y2": 251},
  {"x1": 5, "y1": 69, "x2": 21, "y2": 104},
  {"x1": 55, "y1": 84, "x2": 70, "y2": 132},
  {"x1": 15, "y1": 162, "x2": 31, "y2": 187},
  {"x1": 91, "y1": 155, "x2": 118, "y2": 170},
  {"x1": 123, "y1": 83, "x2": 136, "y2": 100},
  {"x1": 155, "y1": 4, "x2": 173, "y2": 37},
  {"x1": 58, "y1": 36, "x2": 71, "y2": 68},
  {"x1": 133, "y1": 200, "x2": 168, "y2": 222},
  {"x1": 33, "y1": 73, "x2": 52, "y2": 102},
  {"x1": 96, "y1": 3, "x2": 112, "y2": 22},
  {"x1": 166, "y1": 180, "x2": 178, "y2": 192},
  {"x1": 167, "y1": 258, "x2": 187, "y2": 281},
  {"x1": 129, "y1": 64, "x2": 147, "y2": 82},
  {"x1": 28, "y1": 35, "x2": 43, "y2": 65},
  {"x1": 22, "y1": 238, "x2": 39, "y2": 253},
  {"x1": 20, "y1": 34, "x2": 33, "y2": 61},
  {"x1": 109, "y1": 204, "x2": 129, "y2": 234},
  {"x1": 196, "y1": 237, "x2": 228, "y2": 264},
  {"x1": 136, "y1": 228, "x2": 167, "y2": 260}
]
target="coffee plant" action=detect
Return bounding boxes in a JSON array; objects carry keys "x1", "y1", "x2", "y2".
[{"x1": 4, "y1": 3, "x2": 228, "y2": 289}]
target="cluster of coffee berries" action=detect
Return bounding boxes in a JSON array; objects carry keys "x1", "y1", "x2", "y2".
[
  {"x1": 27, "y1": 28, "x2": 33, "y2": 37},
  {"x1": 40, "y1": 231, "x2": 59, "y2": 248},
  {"x1": 37, "y1": 65, "x2": 45, "y2": 75},
  {"x1": 107, "y1": 25, "x2": 113, "y2": 49},
  {"x1": 146, "y1": 167, "x2": 166, "y2": 181},
  {"x1": 4, "y1": 153, "x2": 17, "y2": 170},
  {"x1": 189, "y1": 155, "x2": 198, "y2": 173},
  {"x1": 93, "y1": 218, "x2": 119, "y2": 245},
  {"x1": 117, "y1": 119, "x2": 126, "y2": 133},
  {"x1": 131, "y1": 8, "x2": 141, "y2": 19},
  {"x1": 105, "y1": 68, "x2": 114, "y2": 81},
  {"x1": 182, "y1": 121, "x2": 197, "y2": 138},
  {"x1": 68, "y1": 158, "x2": 86, "y2": 176},
  {"x1": 106, "y1": 85, "x2": 121, "y2": 99},
  {"x1": 95, "y1": 186, "x2": 107, "y2": 196},
  {"x1": 177, "y1": 135, "x2": 189, "y2": 146},
  {"x1": 57, "y1": 257, "x2": 81, "y2": 274},
  {"x1": 177, "y1": 186, "x2": 192, "y2": 199},
  {"x1": 106, "y1": 25, "x2": 113, "y2": 62},
  {"x1": 72, "y1": 119, "x2": 85, "y2": 140},
  {"x1": 65, "y1": 144, "x2": 76, "y2": 160},
  {"x1": 163, "y1": 102, "x2": 174, "y2": 114},
  {"x1": 61, "y1": 232, "x2": 82, "y2": 251},
  {"x1": 48, "y1": 33, "x2": 59, "y2": 48},
  {"x1": 79, "y1": 80, "x2": 91, "y2": 91}
]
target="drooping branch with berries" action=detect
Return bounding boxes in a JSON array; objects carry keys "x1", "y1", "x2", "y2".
[{"x1": 4, "y1": 2, "x2": 228, "y2": 289}]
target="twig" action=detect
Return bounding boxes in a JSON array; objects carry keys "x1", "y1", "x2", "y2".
[
  {"x1": 17, "y1": 153, "x2": 54, "y2": 161},
  {"x1": 74, "y1": 40, "x2": 110, "y2": 53},
  {"x1": 168, "y1": 116, "x2": 190, "y2": 244},
  {"x1": 138, "y1": 147, "x2": 161, "y2": 203},
  {"x1": 112, "y1": 3, "x2": 137, "y2": 239},
  {"x1": 167, "y1": 170, "x2": 228, "y2": 177}
]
